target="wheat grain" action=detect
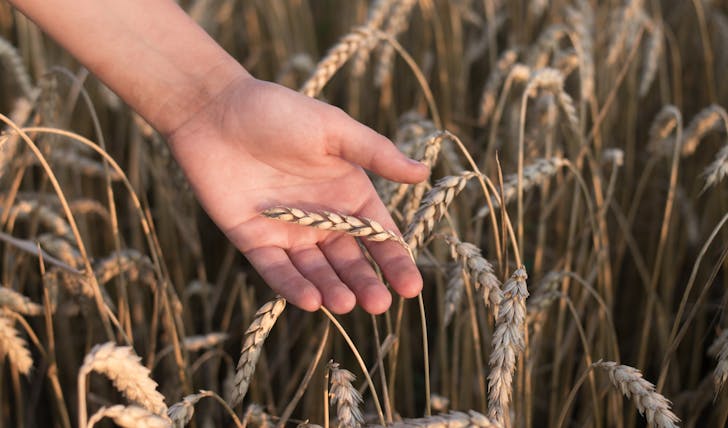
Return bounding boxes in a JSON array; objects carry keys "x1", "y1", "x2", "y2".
[
  {"x1": 0, "y1": 287, "x2": 42, "y2": 316},
  {"x1": 403, "y1": 171, "x2": 478, "y2": 249},
  {"x1": 301, "y1": 27, "x2": 376, "y2": 97},
  {"x1": 593, "y1": 361, "x2": 679, "y2": 427},
  {"x1": 79, "y1": 342, "x2": 167, "y2": 415},
  {"x1": 369, "y1": 410, "x2": 500, "y2": 427},
  {"x1": 487, "y1": 267, "x2": 528, "y2": 425},
  {"x1": 708, "y1": 329, "x2": 728, "y2": 394},
  {"x1": 0, "y1": 315, "x2": 33, "y2": 375},
  {"x1": 230, "y1": 297, "x2": 286, "y2": 406},
  {"x1": 87, "y1": 405, "x2": 171, "y2": 428},
  {"x1": 263, "y1": 207, "x2": 406, "y2": 247},
  {"x1": 328, "y1": 361, "x2": 364, "y2": 428}
]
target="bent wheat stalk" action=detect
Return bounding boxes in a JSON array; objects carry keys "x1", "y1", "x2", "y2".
[{"x1": 87, "y1": 405, "x2": 170, "y2": 428}]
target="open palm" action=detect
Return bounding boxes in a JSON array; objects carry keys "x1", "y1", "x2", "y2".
[{"x1": 167, "y1": 77, "x2": 428, "y2": 314}]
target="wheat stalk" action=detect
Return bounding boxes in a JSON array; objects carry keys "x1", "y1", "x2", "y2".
[
  {"x1": 0, "y1": 287, "x2": 42, "y2": 316},
  {"x1": 369, "y1": 410, "x2": 501, "y2": 428},
  {"x1": 708, "y1": 329, "x2": 728, "y2": 394},
  {"x1": 230, "y1": 296, "x2": 286, "y2": 407},
  {"x1": 87, "y1": 405, "x2": 171, "y2": 428},
  {"x1": 403, "y1": 171, "x2": 478, "y2": 249},
  {"x1": 593, "y1": 361, "x2": 679, "y2": 427},
  {"x1": 0, "y1": 315, "x2": 33, "y2": 375},
  {"x1": 301, "y1": 27, "x2": 376, "y2": 97},
  {"x1": 487, "y1": 266, "x2": 528, "y2": 425},
  {"x1": 262, "y1": 207, "x2": 407, "y2": 248},
  {"x1": 328, "y1": 361, "x2": 364, "y2": 428},
  {"x1": 78, "y1": 341, "x2": 167, "y2": 428}
]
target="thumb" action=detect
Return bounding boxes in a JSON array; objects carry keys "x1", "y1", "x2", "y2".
[{"x1": 327, "y1": 110, "x2": 430, "y2": 184}]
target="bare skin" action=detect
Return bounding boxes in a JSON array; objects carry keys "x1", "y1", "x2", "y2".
[{"x1": 10, "y1": 0, "x2": 428, "y2": 314}]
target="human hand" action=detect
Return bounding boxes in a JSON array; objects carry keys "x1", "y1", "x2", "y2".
[{"x1": 167, "y1": 75, "x2": 429, "y2": 314}]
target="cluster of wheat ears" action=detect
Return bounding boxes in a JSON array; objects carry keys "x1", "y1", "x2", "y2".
[{"x1": 1, "y1": 0, "x2": 728, "y2": 427}]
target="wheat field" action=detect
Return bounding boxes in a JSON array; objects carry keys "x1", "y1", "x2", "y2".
[{"x1": 1, "y1": 0, "x2": 728, "y2": 427}]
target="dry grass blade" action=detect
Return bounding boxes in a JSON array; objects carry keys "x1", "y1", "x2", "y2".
[
  {"x1": 708, "y1": 330, "x2": 728, "y2": 394},
  {"x1": 593, "y1": 361, "x2": 679, "y2": 427},
  {"x1": 87, "y1": 405, "x2": 171, "y2": 428},
  {"x1": 300, "y1": 27, "x2": 376, "y2": 97},
  {"x1": 403, "y1": 171, "x2": 478, "y2": 249},
  {"x1": 370, "y1": 410, "x2": 500, "y2": 427},
  {"x1": 328, "y1": 361, "x2": 364, "y2": 428},
  {"x1": 230, "y1": 297, "x2": 286, "y2": 407},
  {"x1": 0, "y1": 315, "x2": 33, "y2": 375},
  {"x1": 79, "y1": 342, "x2": 167, "y2": 415},
  {"x1": 487, "y1": 267, "x2": 528, "y2": 425},
  {"x1": 262, "y1": 207, "x2": 406, "y2": 247},
  {"x1": 0, "y1": 287, "x2": 42, "y2": 316}
]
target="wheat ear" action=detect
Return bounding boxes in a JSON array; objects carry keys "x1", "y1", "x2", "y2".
[
  {"x1": 639, "y1": 22, "x2": 663, "y2": 97},
  {"x1": 566, "y1": 0, "x2": 594, "y2": 102},
  {"x1": 478, "y1": 49, "x2": 519, "y2": 125},
  {"x1": 263, "y1": 207, "x2": 407, "y2": 248},
  {"x1": 168, "y1": 392, "x2": 205, "y2": 427},
  {"x1": 593, "y1": 361, "x2": 679, "y2": 427},
  {"x1": 476, "y1": 157, "x2": 567, "y2": 219},
  {"x1": 78, "y1": 342, "x2": 167, "y2": 428},
  {"x1": 701, "y1": 145, "x2": 728, "y2": 190},
  {"x1": 0, "y1": 36, "x2": 35, "y2": 99},
  {"x1": 443, "y1": 265, "x2": 465, "y2": 327},
  {"x1": 370, "y1": 410, "x2": 500, "y2": 428},
  {"x1": 681, "y1": 104, "x2": 728, "y2": 156},
  {"x1": 442, "y1": 235, "x2": 502, "y2": 318},
  {"x1": 300, "y1": 27, "x2": 376, "y2": 97},
  {"x1": 708, "y1": 329, "x2": 728, "y2": 394},
  {"x1": 352, "y1": 0, "x2": 396, "y2": 77},
  {"x1": 230, "y1": 297, "x2": 286, "y2": 407},
  {"x1": 373, "y1": 0, "x2": 418, "y2": 86},
  {"x1": 87, "y1": 405, "x2": 171, "y2": 428},
  {"x1": 487, "y1": 267, "x2": 528, "y2": 425},
  {"x1": 328, "y1": 361, "x2": 364, "y2": 428},
  {"x1": 0, "y1": 287, "x2": 42, "y2": 316},
  {"x1": 0, "y1": 315, "x2": 33, "y2": 375},
  {"x1": 403, "y1": 171, "x2": 479, "y2": 249}
]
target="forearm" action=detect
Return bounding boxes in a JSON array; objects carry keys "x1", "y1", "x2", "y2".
[{"x1": 8, "y1": 0, "x2": 249, "y2": 136}]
